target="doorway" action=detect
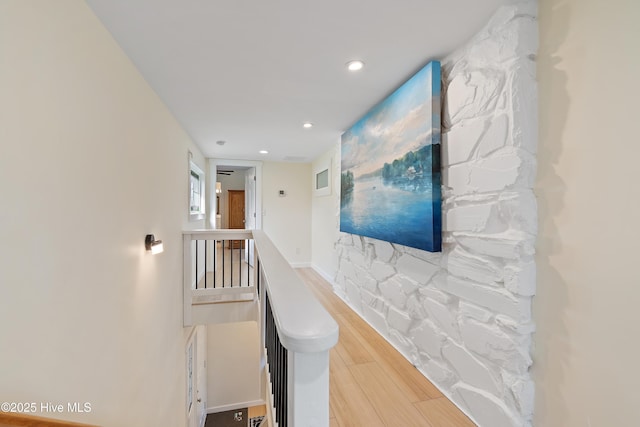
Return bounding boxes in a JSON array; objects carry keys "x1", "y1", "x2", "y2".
[
  {"x1": 208, "y1": 160, "x2": 262, "y2": 231},
  {"x1": 187, "y1": 327, "x2": 207, "y2": 427}
]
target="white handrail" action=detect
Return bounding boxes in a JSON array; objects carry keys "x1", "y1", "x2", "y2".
[
  {"x1": 184, "y1": 228, "x2": 253, "y2": 240},
  {"x1": 253, "y1": 230, "x2": 339, "y2": 353},
  {"x1": 182, "y1": 229, "x2": 339, "y2": 353},
  {"x1": 183, "y1": 229, "x2": 256, "y2": 325}
]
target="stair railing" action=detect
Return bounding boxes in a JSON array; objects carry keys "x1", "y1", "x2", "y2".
[
  {"x1": 182, "y1": 229, "x2": 339, "y2": 426},
  {"x1": 253, "y1": 230, "x2": 338, "y2": 427}
]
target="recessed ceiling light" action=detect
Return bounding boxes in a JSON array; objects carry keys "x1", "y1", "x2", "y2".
[
  {"x1": 216, "y1": 140, "x2": 226, "y2": 146},
  {"x1": 346, "y1": 60, "x2": 364, "y2": 71},
  {"x1": 259, "y1": 150, "x2": 269, "y2": 154},
  {"x1": 303, "y1": 122, "x2": 313, "y2": 128}
]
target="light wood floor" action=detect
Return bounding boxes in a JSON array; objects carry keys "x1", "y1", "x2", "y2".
[
  {"x1": 248, "y1": 404, "x2": 268, "y2": 427},
  {"x1": 248, "y1": 404, "x2": 266, "y2": 419},
  {"x1": 296, "y1": 268, "x2": 476, "y2": 427}
]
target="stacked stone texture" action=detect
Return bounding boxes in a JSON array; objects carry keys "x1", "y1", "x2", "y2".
[{"x1": 332, "y1": 2, "x2": 538, "y2": 426}]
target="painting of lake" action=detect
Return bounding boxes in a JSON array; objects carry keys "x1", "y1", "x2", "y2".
[{"x1": 340, "y1": 61, "x2": 442, "y2": 252}]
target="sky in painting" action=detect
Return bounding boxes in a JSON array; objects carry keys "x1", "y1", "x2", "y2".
[{"x1": 342, "y1": 62, "x2": 441, "y2": 178}]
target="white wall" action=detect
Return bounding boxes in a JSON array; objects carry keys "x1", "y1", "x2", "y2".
[
  {"x1": 206, "y1": 322, "x2": 261, "y2": 411},
  {"x1": 535, "y1": 0, "x2": 640, "y2": 425},
  {"x1": 311, "y1": 147, "x2": 341, "y2": 280},
  {"x1": 322, "y1": 3, "x2": 538, "y2": 426},
  {"x1": 262, "y1": 162, "x2": 312, "y2": 266},
  {"x1": 0, "y1": 2, "x2": 206, "y2": 426}
]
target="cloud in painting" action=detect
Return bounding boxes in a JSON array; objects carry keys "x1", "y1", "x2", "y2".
[{"x1": 342, "y1": 96, "x2": 440, "y2": 177}]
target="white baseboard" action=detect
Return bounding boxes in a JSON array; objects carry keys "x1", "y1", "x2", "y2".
[
  {"x1": 206, "y1": 399, "x2": 264, "y2": 415},
  {"x1": 289, "y1": 261, "x2": 311, "y2": 268},
  {"x1": 311, "y1": 264, "x2": 336, "y2": 285}
]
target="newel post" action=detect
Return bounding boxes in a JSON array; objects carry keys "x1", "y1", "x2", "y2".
[{"x1": 288, "y1": 350, "x2": 331, "y2": 426}]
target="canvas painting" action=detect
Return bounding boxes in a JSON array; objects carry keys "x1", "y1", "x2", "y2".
[{"x1": 340, "y1": 61, "x2": 441, "y2": 252}]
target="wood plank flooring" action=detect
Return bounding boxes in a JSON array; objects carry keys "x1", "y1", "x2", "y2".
[
  {"x1": 248, "y1": 405, "x2": 267, "y2": 426},
  {"x1": 296, "y1": 268, "x2": 476, "y2": 427},
  {"x1": 248, "y1": 404, "x2": 266, "y2": 419}
]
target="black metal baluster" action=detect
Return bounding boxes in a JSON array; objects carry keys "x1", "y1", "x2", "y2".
[
  {"x1": 204, "y1": 239, "x2": 207, "y2": 289},
  {"x1": 264, "y1": 292, "x2": 288, "y2": 427},
  {"x1": 236, "y1": 240, "x2": 240, "y2": 290},
  {"x1": 280, "y1": 337, "x2": 285, "y2": 427},
  {"x1": 257, "y1": 260, "x2": 260, "y2": 296},
  {"x1": 247, "y1": 240, "x2": 250, "y2": 287},
  {"x1": 267, "y1": 295, "x2": 275, "y2": 418},
  {"x1": 195, "y1": 240, "x2": 198, "y2": 289},
  {"x1": 213, "y1": 240, "x2": 217, "y2": 289},
  {"x1": 276, "y1": 327, "x2": 281, "y2": 425},
  {"x1": 274, "y1": 320, "x2": 278, "y2": 420},
  {"x1": 283, "y1": 341, "x2": 288, "y2": 427},
  {"x1": 222, "y1": 240, "x2": 225, "y2": 287},
  {"x1": 274, "y1": 298, "x2": 280, "y2": 424}
]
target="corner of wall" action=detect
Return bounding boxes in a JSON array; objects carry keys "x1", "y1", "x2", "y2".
[{"x1": 311, "y1": 144, "x2": 342, "y2": 277}]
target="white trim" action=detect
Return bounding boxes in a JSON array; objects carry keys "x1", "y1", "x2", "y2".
[
  {"x1": 186, "y1": 332, "x2": 195, "y2": 425},
  {"x1": 311, "y1": 264, "x2": 335, "y2": 285},
  {"x1": 205, "y1": 399, "x2": 265, "y2": 415},
  {"x1": 254, "y1": 230, "x2": 339, "y2": 353},
  {"x1": 184, "y1": 235, "x2": 193, "y2": 326},
  {"x1": 290, "y1": 262, "x2": 311, "y2": 268},
  {"x1": 189, "y1": 159, "x2": 206, "y2": 221},
  {"x1": 191, "y1": 286, "x2": 255, "y2": 305},
  {"x1": 184, "y1": 229, "x2": 253, "y2": 239},
  {"x1": 313, "y1": 157, "x2": 332, "y2": 197}
]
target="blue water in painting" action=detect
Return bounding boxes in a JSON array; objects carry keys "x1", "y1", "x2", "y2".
[{"x1": 340, "y1": 175, "x2": 442, "y2": 252}]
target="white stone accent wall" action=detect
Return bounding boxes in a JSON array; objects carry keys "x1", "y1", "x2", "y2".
[{"x1": 332, "y1": 2, "x2": 538, "y2": 426}]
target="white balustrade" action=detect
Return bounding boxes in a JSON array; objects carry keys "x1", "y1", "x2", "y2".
[{"x1": 183, "y1": 229, "x2": 339, "y2": 426}]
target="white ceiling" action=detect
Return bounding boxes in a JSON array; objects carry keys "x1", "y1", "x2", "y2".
[{"x1": 86, "y1": 0, "x2": 513, "y2": 163}]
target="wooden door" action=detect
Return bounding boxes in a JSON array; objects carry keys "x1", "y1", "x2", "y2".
[{"x1": 228, "y1": 190, "x2": 245, "y2": 248}]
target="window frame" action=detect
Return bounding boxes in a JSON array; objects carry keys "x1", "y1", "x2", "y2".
[
  {"x1": 313, "y1": 158, "x2": 332, "y2": 197},
  {"x1": 189, "y1": 160, "x2": 206, "y2": 221}
]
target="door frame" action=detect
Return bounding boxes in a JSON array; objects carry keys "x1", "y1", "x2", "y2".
[
  {"x1": 208, "y1": 159, "x2": 262, "y2": 231},
  {"x1": 244, "y1": 167, "x2": 256, "y2": 266},
  {"x1": 187, "y1": 327, "x2": 207, "y2": 427}
]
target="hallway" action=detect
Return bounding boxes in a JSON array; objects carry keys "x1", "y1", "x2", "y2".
[{"x1": 297, "y1": 268, "x2": 475, "y2": 427}]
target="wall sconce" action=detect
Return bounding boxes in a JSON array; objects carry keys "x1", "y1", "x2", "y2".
[
  {"x1": 215, "y1": 182, "x2": 222, "y2": 194},
  {"x1": 145, "y1": 234, "x2": 164, "y2": 254}
]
